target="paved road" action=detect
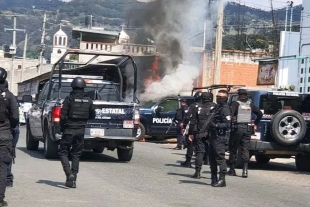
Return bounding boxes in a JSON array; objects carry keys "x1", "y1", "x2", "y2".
[{"x1": 5, "y1": 126, "x2": 310, "y2": 207}]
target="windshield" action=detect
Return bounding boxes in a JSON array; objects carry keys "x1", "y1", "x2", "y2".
[
  {"x1": 50, "y1": 82, "x2": 120, "y2": 101},
  {"x1": 259, "y1": 95, "x2": 302, "y2": 115},
  {"x1": 141, "y1": 101, "x2": 156, "y2": 108}
]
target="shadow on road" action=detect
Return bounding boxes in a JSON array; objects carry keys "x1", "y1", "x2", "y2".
[
  {"x1": 17, "y1": 147, "x2": 120, "y2": 163},
  {"x1": 168, "y1": 172, "x2": 210, "y2": 179},
  {"x1": 179, "y1": 180, "x2": 211, "y2": 186},
  {"x1": 36, "y1": 180, "x2": 69, "y2": 189},
  {"x1": 248, "y1": 161, "x2": 310, "y2": 175}
]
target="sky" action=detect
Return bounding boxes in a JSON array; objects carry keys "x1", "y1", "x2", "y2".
[{"x1": 61, "y1": 0, "x2": 303, "y2": 10}]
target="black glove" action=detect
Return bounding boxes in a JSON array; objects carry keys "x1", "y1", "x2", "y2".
[{"x1": 210, "y1": 122, "x2": 217, "y2": 128}]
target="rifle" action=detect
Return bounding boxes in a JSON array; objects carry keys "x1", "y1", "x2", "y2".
[
  {"x1": 166, "y1": 117, "x2": 177, "y2": 134},
  {"x1": 12, "y1": 147, "x2": 16, "y2": 164},
  {"x1": 198, "y1": 105, "x2": 220, "y2": 134}
]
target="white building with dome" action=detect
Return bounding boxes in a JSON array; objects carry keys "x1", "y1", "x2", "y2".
[{"x1": 51, "y1": 28, "x2": 68, "y2": 64}]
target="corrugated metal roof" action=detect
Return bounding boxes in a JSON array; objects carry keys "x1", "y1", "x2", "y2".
[{"x1": 72, "y1": 27, "x2": 119, "y2": 36}]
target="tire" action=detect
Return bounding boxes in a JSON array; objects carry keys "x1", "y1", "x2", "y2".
[
  {"x1": 26, "y1": 122, "x2": 39, "y2": 151},
  {"x1": 255, "y1": 155, "x2": 270, "y2": 164},
  {"x1": 270, "y1": 110, "x2": 306, "y2": 146},
  {"x1": 93, "y1": 146, "x2": 104, "y2": 153},
  {"x1": 117, "y1": 144, "x2": 134, "y2": 162},
  {"x1": 136, "y1": 123, "x2": 146, "y2": 140},
  {"x1": 43, "y1": 127, "x2": 59, "y2": 159},
  {"x1": 295, "y1": 153, "x2": 310, "y2": 172}
]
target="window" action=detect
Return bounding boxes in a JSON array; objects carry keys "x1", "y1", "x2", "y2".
[
  {"x1": 300, "y1": 87, "x2": 303, "y2": 93},
  {"x1": 57, "y1": 49, "x2": 61, "y2": 54},
  {"x1": 259, "y1": 94, "x2": 302, "y2": 115},
  {"x1": 91, "y1": 44, "x2": 94, "y2": 50},
  {"x1": 63, "y1": 37, "x2": 66, "y2": 46},
  {"x1": 100, "y1": 44, "x2": 103, "y2": 50},
  {"x1": 308, "y1": 77, "x2": 310, "y2": 82},
  {"x1": 158, "y1": 99, "x2": 178, "y2": 113},
  {"x1": 301, "y1": 68, "x2": 304, "y2": 74},
  {"x1": 58, "y1": 37, "x2": 62, "y2": 45},
  {"x1": 54, "y1": 36, "x2": 57, "y2": 45},
  {"x1": 137, "y1": 47, "x2": 140, "y2": 53},
  {"x1": 96, "y1": 44, "x2": 98, "y2": 50},
  {"x1": 50, "y1": 82, "x2": 120, "y2": 102},
  {"x1": 18, "y1": 65, "x2": 21, "y2": 69},
  {"x1": 302, "y1": 59, "x2": 305, "y2": 64},
  {"x1": 308, "y1": 87, "x2": 310, "y2": 92},
  {"x1": 37, "y1": 83, "x2": 49, "y2": 104},
  {"x1": 86, "y1": 43, "x2": 89, "y2": 49},
  {"x1": 132, "y1": 47, "x2": 134, "y2": 53},
  {"x1": 301, "y1": 78, "x2": 303, "y2": 83},
  {"x1": 105, "y1": 45, "x2": 108, "y2": 51}
]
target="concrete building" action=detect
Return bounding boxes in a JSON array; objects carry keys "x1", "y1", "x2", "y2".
[
  {"x1": 51, "y1": 28, "x2": 68, "y2": 64},
  {"x1": 299, "y1": 0, "x2": 310, "y2": 93}
]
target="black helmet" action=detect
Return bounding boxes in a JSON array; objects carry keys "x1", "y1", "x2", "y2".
[
  {"x1": 194, "y1": 92, "x2": 202, "y2": 101},
  {"x1": 201, "y1": 92, "x2": 212, "y2": 102},
  {"x1": 4, "y1": 80, "x2": 8, "y2": 89},
  {"x1": 0, "y1": 67, "x2": 7, "y2": 82},
  {"x1": 71, "y1": 77, "x2": 86, "y2": 89}
]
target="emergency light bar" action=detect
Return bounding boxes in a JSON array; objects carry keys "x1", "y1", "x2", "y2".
[{"x1": 52, "y1": 74, "x2": 104, "y2": 80}]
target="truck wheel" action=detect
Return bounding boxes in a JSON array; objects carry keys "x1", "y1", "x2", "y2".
[
  {"x1": 26, "y1": 122, "x2": 39, "y2": 151},
  {"x1": 271, "y1": 110, "x2": 306, "y2": 146},
  {"x1": 117, "y1": 144, "x2": 134, "y2": 162},
  {"x1": 136, "y1": 123, "x2": 146, "y2": 140},
  {"x1": 93, "y1": 146, "x2": 104, "y2": 153},
  {"x1": 295, "y1": 153, "x2": 310, "y2": 172},
  {"x1": 43, "y1": 128, "x2": 59, "y2": 159},
  {"x1": 255, "y1": 155, "x2": 270, "y2": 164}
]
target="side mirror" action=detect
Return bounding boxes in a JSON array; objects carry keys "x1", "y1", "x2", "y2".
[
  {"x1": 22, "y1": 95, "x2": 32, "y2": 103},
  {"x1": 155, "y1": 106, "x2": 164, "y2": 113}
]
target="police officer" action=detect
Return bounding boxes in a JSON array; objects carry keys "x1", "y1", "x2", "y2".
[
  {"x1": 227, "y1": 89, "x2": 262, "y2": 178},
  {"x1": 174, "y1": 99, "x2": 188, "y2": 150},
  {"x1": 209, "y1": 90, "x2": 231, "y2": 187},
  {"x1": 180, "y1": 92, "x2": 202, "y2": 167},
  {"x1": 4, "y1": 80, "x2": 20, "y2": 188},
  {"x1": 188, "y1": 92, "x2": 215, "y2": 179},
  {"x1": 0, "y1": 68, "x2": 19, "y2": 206},
  {"x1": 59, "y1": 77, "x2": 94, "y2": 188}
]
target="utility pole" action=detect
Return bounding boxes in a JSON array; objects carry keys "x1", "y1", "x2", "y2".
[
  {"x1": 4, "y1": 15, "x2": 26, "y2": 93},
  {"x1": 213, "y1": 0, "x2": 223, "y2": 85},
  {"x1": 21, "y1": 32, "x2": 28, "y2": 82},
  {"x1": 38, "y1": 12, "x2": 47, "y2": 75}
]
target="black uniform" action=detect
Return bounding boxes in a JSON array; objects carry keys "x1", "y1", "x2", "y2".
[
  {"x1": 188, "y1": 93, "x2": 215, "y2": 178},
  {"x1": 180, "y1": 102, "x2": 197, "y2": 167},
  {"x1": 209, "y1": 102, "x2": 230, "y2": 187},
  {"x1": 59, "y1": 82, "x2": 94, "y2": 188},
  {"x1": 175, "y1": 103, "x2": 188, "y2": 149},
  {"x1": 0, "y1": 78, "x2": 19, "y2": 205},
  {"x1": 228, "y1": 93, "x2": 262, "y2": 177}
]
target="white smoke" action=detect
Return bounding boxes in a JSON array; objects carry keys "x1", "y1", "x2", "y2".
[
  {"x1": 140, "y1": 64, "x2": 200, "y2": 102},
  {"x1": 137, "y1": 0, "x2": 219, "y2": 102}
]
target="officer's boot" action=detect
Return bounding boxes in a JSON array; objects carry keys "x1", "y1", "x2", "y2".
[
  {"x1": 0, "y1": 200, "x2": 8, "y2": 207},
  {"x1": 213, "y1": 173, "x2": 226, "y2": 187},
  {"x1": 72, "y1": 174, "x2": 77, "y2": 188},
  {"x1": 191, "y1": 169, "x2": 201, "y2": 179},
  {"x1": 227, "y1": 165, "x2": 236, "y2": 176},
  {"x1": 242, "y1": 163, "x2": 248, "y2": 178},
  {"x1": 211, "y1": 172, "x2": 218, "y2": 186},
  {"x1": 65, "y1": 174, "x2": 75, "y2": 188},
  {"x1": 181, "y1": 157, "x2": 192, "y2": 168}
]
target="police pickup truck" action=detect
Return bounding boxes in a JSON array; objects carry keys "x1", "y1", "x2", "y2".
[
  {"x1": 229, "y1": 89, "x2": 310, "y2": 171},
  {"x1": 23, "y1": 51, "x2": 139, "y2": 162},
  {"x1": 137, "y1": 96, "x2": 195, "y2": 139}
]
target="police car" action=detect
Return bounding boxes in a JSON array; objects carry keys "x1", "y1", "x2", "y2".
[
  {"x1": 137, "y1": 96, "x2": 195, "y2": 139},
  {"x1": 229, "y1": 88, "x2": 310, "y2": 171}
]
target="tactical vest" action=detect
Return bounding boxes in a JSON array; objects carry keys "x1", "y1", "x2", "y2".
[
  {"x1": 0, "y1": 89, "x2": 8, "y2": 122},
  {"x1": 197, "y1": 103, "x2": 214, "y2": 131},
  {"x1": 235, "y1": 101, "x2": 251, "y2": 123},
  {"x1": 68, "y1": 95, "x2": 91, "y2": 120}
]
